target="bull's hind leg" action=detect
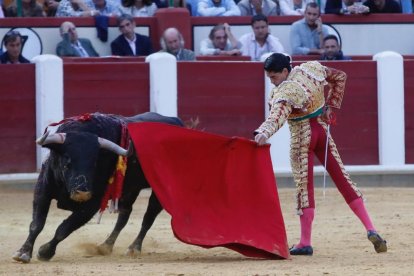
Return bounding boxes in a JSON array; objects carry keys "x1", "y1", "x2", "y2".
[{"x1": 126, "y1": 191, "x2": 163, "y2": 257}]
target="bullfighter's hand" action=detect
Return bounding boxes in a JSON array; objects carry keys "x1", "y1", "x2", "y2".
[
  {"x1": 255, "y1": 133, "x2": 268, "y2": 146},
  {"x1": 321, "y1": 106, "x2": 337, "y2": 125}
]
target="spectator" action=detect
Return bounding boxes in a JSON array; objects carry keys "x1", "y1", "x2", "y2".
[
  {"x1": 0, "y1": 30, "x2": 30, "y2": 64},
  {"x1": 166, "y1": 0, "x2": 192, "y2": 13},
  {"x1": 110, "y1": 14, "x2": 153, "y2": 56},
  {"x1": 400, "y1": 0, "x2": 412, "y2": 13},
  {"x1": 197, "y1": 0, "x2": 241, "y2": 16},
  {"x1": 325, "y1": 0, "x2": 369, "y2": 14},
  {"x1": 120, "y1": 0, "x2": 158, "y2": 17},
  {"x1": 199, "y1": 23, "x2": 242, "y2": 56},
  {"x1": 170, "y1": 0, "x2": 188, "y2": 8},
  {"x1": 56, "y1": 0, "x2": 93, "y2": 16},
  {"x1": 44, "y1": 0, "x2": 61, "y2": 16},
  {"x1": 5, "y1": 0, "x2": 46, "y2": 16},
  {"x1": 86, "y1": 0, "x2": 122, "y2": 16},
  {"x1": 320, "y1": 34, "x2": 351, "y2": 60},
  {"x1": 237, "y1": 0, "x2": 279, "y2": 16},
  {"x1": 239, "y1": 14, "x2": 285, "y2": 61},
  {"x1": 187, "y1": 0, "x2": 199, "y2": 14},
  {"x1": 279, "y1": 0, "x2": 309, "y2": 15},
  {"x1": 363, "y1": 0, "x2": 402, "y2": 13},
  {"x1": 159, "y1": 27, "x2": 195, "y2": 61},
  {"x1": 290, "y1": 2, "x2": 329, "y2": 55},
  {"x1": 0, "y1": 0, "x2": 5, "y2": 17},
  {"x1": 152, "y1": 0, "x2": 168, "y2": 7},
  {"x1": 56, "y1": 0, "x2": 121, "y2": 16},
  {"x1": 56, "y1": 21, "x2": 99, "y2": 57}
]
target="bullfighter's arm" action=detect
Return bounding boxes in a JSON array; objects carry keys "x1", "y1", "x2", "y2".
[
  {"x1": 325, "y1": 66, "x2": 347, "y2": 109},
  {"x1": 255, "y1": 101, "x2": 292, "y2": 139}
]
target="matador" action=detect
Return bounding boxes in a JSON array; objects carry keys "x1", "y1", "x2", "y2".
[{"x1": 254, "y1": 53, "x2": 387, "y2": 256}]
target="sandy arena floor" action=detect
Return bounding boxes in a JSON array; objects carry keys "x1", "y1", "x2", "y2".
[{"x1": 0, "y1": 186, "x2": 413, "y2": 275}]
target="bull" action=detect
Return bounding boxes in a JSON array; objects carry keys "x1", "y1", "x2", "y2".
[{"x1": 13, "y1": 112, "x2": 184, "y2": 263}]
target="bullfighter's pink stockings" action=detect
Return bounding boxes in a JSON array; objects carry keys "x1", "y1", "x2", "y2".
[
  {"x1": 297, "y1": 207, "x2": 315, "y2": 248},
  {"x1": 348, "y1": 197, "x2": 375, "y2": 232}
]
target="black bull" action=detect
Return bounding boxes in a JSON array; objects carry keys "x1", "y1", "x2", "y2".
[{"x1": 13, "y1": 112, "x2": 184, "y2": 263}]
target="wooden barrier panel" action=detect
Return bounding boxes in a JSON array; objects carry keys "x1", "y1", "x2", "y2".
[
  {"x1": 63, "y1": 62, "x2": 151, "y2": 117},
  {"x1": 291, "y1": 55, "x2": 320, "y2": 62},
  {"x1": 196, "y1": 55, "x2": 251, "y2": 61},
  {"x1": 0, "y1": 58, "x2": 404, "y2": 173},
  {"x1": 318, "y1": 61, "x2": 379, "y2": 165},
  {"x1": 62, "y1": 56, "x2": 147, "y2": 63},
  {"x1": 0, "y1": 64, "x2": 36, "y2": 173},
  {"x1": 292, "y1": 55, "x2": 374, "y2": 61},
  {"x1": 404, "y1": 60, "x2": 414, "y2": 164},
  {"x1": 177, "y1": 61, "x2": 264, "y2": 139}
]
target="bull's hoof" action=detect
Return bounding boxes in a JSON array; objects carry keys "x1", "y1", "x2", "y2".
[
  {"x1": 125, "y1": 247, "x2": 141, "y2": 258},
  {"x1": 97, "y1": 243, "x2": 113, "y2": 256},
  {"x1": 12, "y1": 251, "x2": 31, "y2": 263},
  {"x1": 37, "y1": 244, "x2": 55, "y2": 261}
]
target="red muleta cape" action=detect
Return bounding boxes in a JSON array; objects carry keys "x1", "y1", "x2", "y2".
[{"x1": 128, "y1": 122, "x2": 289, "y2": 259}]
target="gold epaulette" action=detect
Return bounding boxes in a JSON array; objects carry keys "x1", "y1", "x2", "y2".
[
  {"x1": 297, "y1": 61, "x2": 327, "y2": 82},
  {"x1": 270, "y1": 81, "x2": 308, "y2": 109}
]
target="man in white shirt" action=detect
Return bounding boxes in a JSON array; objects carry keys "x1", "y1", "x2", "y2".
[
  {"x1": 199, "y1": 23, "x2": 242, "y2": 56},
  {"x1": 239, "y1": 14, "x2": 285, "y2": 61},
  {"x1": 197, "y1": 0, "x2": 241, "y2": 16}
]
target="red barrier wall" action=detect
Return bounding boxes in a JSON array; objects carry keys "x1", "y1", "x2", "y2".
[
  {"x1": 319, "y1": 61, "x2": 379, "y2": 165},
  {"x1": 0, "y1": 59, "x2": 402, "y2": 173},
  {"x1": 177, "y1": 61, "x2": 264, "y2": 138},
  {"x1": 178, "y1": 60, "x2": 378, "y2": 165},
  {"x1": 404, "y1": 60, "x2": 414, "y2": 164},
  {"x1": 196, "y1": 56, "x2": 251, "y2": 61},
  {"x1": 0, "y1": 64, "x2": 36, "y2": 173},
  {"x1": 63, "y1": 62, "x2": 150, "y2": 117}
]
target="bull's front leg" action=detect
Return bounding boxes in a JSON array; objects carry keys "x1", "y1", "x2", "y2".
[
  {"x1": 97, "y1": 207, "x2": 134, "y2": 255},
  {"x1": 13, "y1": 195, "x2": 52, "y2": 263},
  {"x1": 37, "y1": 202, "x2": 99, "y2": 261},
  {"x1": 126, "y1": 191, "x2": 163, "y2": 257},
  {"x1": 98, "y1": 180, "x2": 141, "y2": 255}
]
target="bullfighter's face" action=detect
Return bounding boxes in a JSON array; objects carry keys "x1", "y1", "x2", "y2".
[{"x1": 266, "y1": 69, "x2": 289, "y2": 87}]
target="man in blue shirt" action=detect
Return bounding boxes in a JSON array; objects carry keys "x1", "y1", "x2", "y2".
[{"x1": 290, "y1": 2, "x2": 329, "y2": 55}]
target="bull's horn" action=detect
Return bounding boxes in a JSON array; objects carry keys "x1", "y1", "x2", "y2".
[
  {"x1": 98, "y1": 137, "x2": 130, "y2": 156},
  {"x1": 36, "y1": 131, "x2": 66, "y2": 145}
]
